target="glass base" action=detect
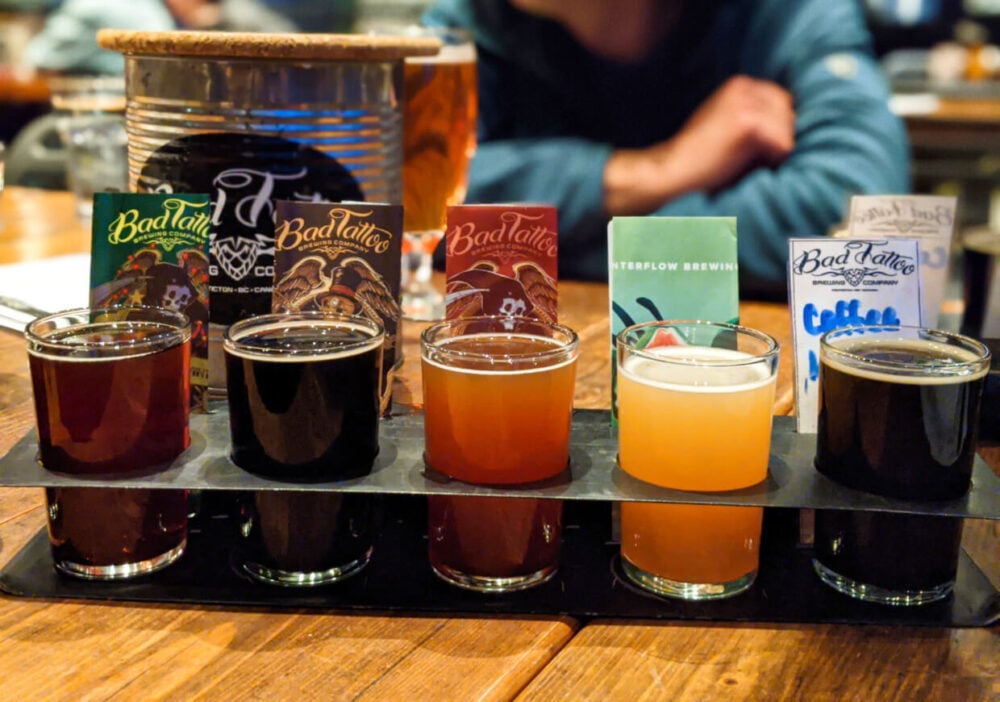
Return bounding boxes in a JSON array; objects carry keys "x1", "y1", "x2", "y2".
[
  {"x1": 621, "y1": 557, "x2": 756, "y2": 601},
  {"x1": 812, "y1": 559, "x2": 954, "y2": 606},
  {"x1": 240, "y1": 547, "x2": 373, "y2": 587},
  {"x1": 54, "y1": 538, "x2": 186, "y2": 581},
  {"x1": 431, "y1": 563, "x2": 557, "y2": 594}
]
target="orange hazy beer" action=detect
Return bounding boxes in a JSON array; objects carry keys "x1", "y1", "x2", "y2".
[
  {"x1": 421, "y1": 316, "x2": 578, "y2": 592},
  {"x1": 616, "y1": 322, "x2": 779, "y2": 600},
  {"x1": 402, "y1": 38, "x2": 477, "y2": 241},
  {"x1": 422, "y1": 332, "x2": 577, "y2": 484}
]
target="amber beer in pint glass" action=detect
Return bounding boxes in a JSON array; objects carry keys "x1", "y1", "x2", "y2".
[
  {"x1": 617, "y1": 321, "x2": 779, "y2": 600},
  {"x1": 421, "y1": 316, "x2": 578, "y2": 592},
  {"x1": 400, "y1": 26, "x2": 477, "y2": 319},
  {"x1": 25, "y1": 306, "x2": 191, "y2": 579}
]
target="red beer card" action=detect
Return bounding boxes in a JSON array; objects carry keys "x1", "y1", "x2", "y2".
[
  {"x1": 272, "y1": 200, "x2": 403, "y2": 416},
  {"x1": 444, "y1": 204, "x2": 558, "y2": 321},
  {"x1": 89, "y1": 192, "x2": 212, "y2": 412}
]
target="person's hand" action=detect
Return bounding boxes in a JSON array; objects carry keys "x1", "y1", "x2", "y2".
[{"x1": 604, "y1": 76, "x2": 795, "y2": 215}]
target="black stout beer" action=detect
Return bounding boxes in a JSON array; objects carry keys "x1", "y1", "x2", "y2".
[
  {"x1": 26, "y1": 307, "x2": 191, "y2": 579},
  {"x1": 223, "y1": 312, "x2": 384, "y2": 585},
  {"x1": 224, "y1": 313, "x2": 383, "y2": 480},
  {"x1": 813, "y1": 327, "x2": 990, "y2": 605}
]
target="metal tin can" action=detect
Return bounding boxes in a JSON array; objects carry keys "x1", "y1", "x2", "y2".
[{"x1": 98, "y1": 30, "x2": 438, "y2": 390}]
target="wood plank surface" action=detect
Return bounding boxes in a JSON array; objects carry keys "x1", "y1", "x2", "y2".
[{"x1": 0, "y1": 188, "x2": 997, "y2": 700}]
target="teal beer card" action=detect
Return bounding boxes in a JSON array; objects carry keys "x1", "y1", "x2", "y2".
[
  {"x1": 89, "y1": 192, "x2": 212, "y2": 411},
  {"x1": 787, "y1": 237, "x2": 922, "y2": 433},
  {"x1": 608, "y1": 216, "x2": 739, "y2": 419}
]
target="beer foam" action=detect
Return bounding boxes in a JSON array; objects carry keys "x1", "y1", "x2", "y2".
[
  {"x1": 620, "y1": 346, "x2": 774, "y2": 393},
  {"x1": 824, "y1": 338, "x2": 989, "y2": 385},
  {"x1": 225, "y1": 318, "x2": 382, "y2": 362},
  {"x1": 422, "y1": 333, "x2": 576, "y2": 375}
]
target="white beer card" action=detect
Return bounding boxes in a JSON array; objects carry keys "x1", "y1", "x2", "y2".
[
  {"x1": 788, "y1": 238, "x2": 923, "y2": 433},
  {"x1": 847, "y1": 194, "x2": 957, "y2": 327}
]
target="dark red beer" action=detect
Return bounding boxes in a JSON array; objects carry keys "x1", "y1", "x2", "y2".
[
  {"x1": 427, "y1": 495, "x2": 562, "y2": 591},
  {"x1": 26, "y1": 307, "x2": 191, "y2": 579}
]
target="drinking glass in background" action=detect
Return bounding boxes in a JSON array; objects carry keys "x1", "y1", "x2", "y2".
[
  {"x1": 813, "y1": 325, "x2": 990, "y2": 606},
  {"x1": 49, "y1": 76, "x2": 128, "y2": 221},
  {"x1": 616, "y1": 321, "x2": 780, "y2": 600},
  {"x1": 25, "y1": 306, "x2": 192, "y2": 579},
  {"x1": 400, "y1": 26, "x2": 477, "y2": 320},
  {"x1": 421, "y1": 315, "x2": 579, "y2": 592},
  {"x1": 223, "y1": 312, "x2": 384, "y2": 586}
]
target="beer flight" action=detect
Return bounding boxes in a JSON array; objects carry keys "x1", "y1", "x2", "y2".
[
  {"x1": 8, "y1": 29, "x2": 991, "y2": 611},
  {"x1": 20, "y1": 245, "x2": 991, "y2": 607}
]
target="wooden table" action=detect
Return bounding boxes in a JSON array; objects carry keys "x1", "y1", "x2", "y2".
[{"x1": 0, "y1": 187, "x2": 997, "y2": 700}]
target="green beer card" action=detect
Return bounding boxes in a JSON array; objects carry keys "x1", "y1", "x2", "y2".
[
  {"x1": 90, "y1": 192, "x2": 212, "y2": 411},
  {"x1": 608, "y1": 216, "x2": 739, "y2": 419}
]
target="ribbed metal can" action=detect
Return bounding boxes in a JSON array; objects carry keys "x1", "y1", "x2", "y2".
[{"x1": 98, "y1": 30, "x2": 439, "y2": 389}]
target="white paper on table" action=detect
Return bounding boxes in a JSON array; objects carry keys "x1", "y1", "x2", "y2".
[
  {"x1": 847, "y1": 194, "x2": 957, "y2": 327},
  {"x1": 0, "y1": 254, "x2": 90, "y2": 330},
  {"x1": 787, "y1": 238, "x2": 923, "y2": 434}
]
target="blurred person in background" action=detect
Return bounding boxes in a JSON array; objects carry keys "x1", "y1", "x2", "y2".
[
  {"x1": 424, "y1": 0, "x2": 911, "y2": 299},
  {"x1": 22, "y1": 0, "x2": 297, "y2": 75}
]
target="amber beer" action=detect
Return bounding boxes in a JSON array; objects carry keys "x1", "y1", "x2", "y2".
[
  {"x1": 813, "y1": 326, "x2": 990, "y2": 605},
  {"x1": 402, "y1": 32, "x2": 477, "y2": 237},
  {"x1": 25, "y1": 307, "x2": 191, "y2": 579},
  {"x1": 616, "y1": 321, "x2": 779, "y2": 600},
  {"x1": 421, "y1": 316, "x2": 578, "y2": 592}
]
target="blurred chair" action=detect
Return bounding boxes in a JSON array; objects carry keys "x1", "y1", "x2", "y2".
[{"x1": 5, "y1": 112, "x2": 68, "y2": 189}]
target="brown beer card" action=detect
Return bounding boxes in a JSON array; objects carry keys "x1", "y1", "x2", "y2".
[
  {"x1": 89, "y1": 192, "x2": 212, "y2": 411},
  {"x1": 444, "y1": 204, "x2": 559, "y2": 321},
  {"x1": 272, "y1": 200, "x2": 402, "y2": 416}
]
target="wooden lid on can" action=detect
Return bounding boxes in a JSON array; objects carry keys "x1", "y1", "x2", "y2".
[{"x1": 97, "y1": 30, "x2": 441, "y2": 61}]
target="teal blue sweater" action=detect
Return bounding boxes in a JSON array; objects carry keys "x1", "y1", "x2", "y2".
[{"x1": 425, "y1": 0, "x2": 911, "y2": 298}]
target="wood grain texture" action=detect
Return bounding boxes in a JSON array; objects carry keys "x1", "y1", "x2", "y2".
[{"x1": 516, "y1": 621, "x2": 1000, "y2": 701}]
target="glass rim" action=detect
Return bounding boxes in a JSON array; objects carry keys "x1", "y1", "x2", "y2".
[
  {"x1": 820, "y1": 324, "x2": 992, "y2": 376},
  {"x1": 25, "y1": 305, "x2": 191, "y2": 357},
  {"x1": 421, "y1": 314, "x2": 579, "y2": 366},
  {"x1": 617, "y1": 320, "x2": 780, "y2": 367},
  {"x1": 223, "y1": 311, "x2": 384, "y2": 359}
]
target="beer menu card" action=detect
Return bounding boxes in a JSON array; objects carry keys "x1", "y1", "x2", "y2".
[
  {"x1": 443, "y1": 204, "x2": 558, "y2": 321},
  {"x1": 271, "y1": 200, "x2": 403, "y2": 416},
  {"x1": 847, "y1": 195, "x2": 957, "y2": 327},
  {"x1": 89, "y1": 192, "x2": 212, "y2": 411},
  {"x1": 607, "y1": 216, "x2": 739, "y2": 419},
  {"x1": 787, "y1": 237, "x2": 923, "y2": 433}
]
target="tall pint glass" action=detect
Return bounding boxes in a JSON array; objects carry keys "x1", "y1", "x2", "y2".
[
  {"x1": 26, "y1": 306, "x2": 191, "y2": 579},
  {"x1": 400, "y1": 26, "x2": 477, "y2": 320},
  {"x1": 224, "y1": 312, "x2": 384, "y2": 586},
  {"x1": 813, "y1": 325, "x2": 990, "y2": 605},
  {"x1": 616, "y1": 321, "x2": 779, "y2": 600},
  {"x1": 421, "y1": 315, "x2": 578, "y2": 592}
]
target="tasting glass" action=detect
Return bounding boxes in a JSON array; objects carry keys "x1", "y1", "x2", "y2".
[
  {"x1": 421, "y1": 315, "x2": 578, "y2": 592},
  {"x1": 813, "y1": 324, "x2": 990, "y2": 606},
  {"x1": 616, "y1": 320, "x2": 780, "y2": 600},
  {"x1": 223, "y1": 311, "x2": 384, "y2": 586},
  {"x1": 25, "y1": 306, "x2": 191, "y2": 579}
]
